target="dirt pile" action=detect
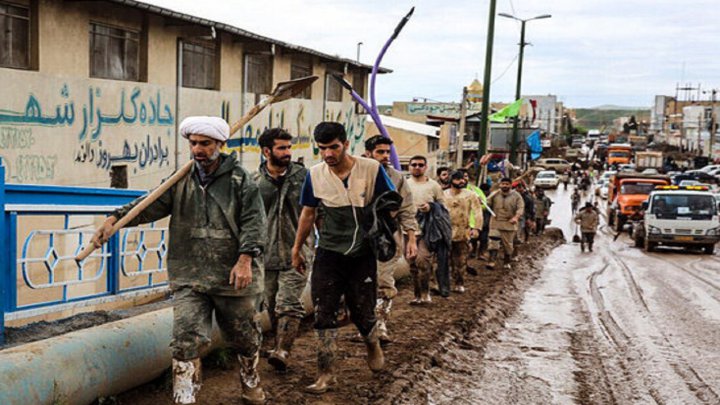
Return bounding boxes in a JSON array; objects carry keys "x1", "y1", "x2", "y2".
[{"x1": 118, "y1": 230, "x2": 564, "y2": 405}]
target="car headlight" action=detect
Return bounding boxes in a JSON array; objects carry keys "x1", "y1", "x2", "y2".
[
  {"x1": 707, "y1": 227, "x2": 720, "y2": 236},
  {"x1": 648, "y1": 225, "x2": 661, "y2": 235}
]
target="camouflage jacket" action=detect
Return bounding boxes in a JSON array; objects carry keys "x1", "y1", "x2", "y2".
[
  {"x1": 253, "y1": 162, "x2": 312, "y2": 271},
  {"x1": 111, "y1": 152, "x2": 267, "y2": 297}
]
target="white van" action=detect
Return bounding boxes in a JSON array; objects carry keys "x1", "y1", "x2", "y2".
[{"x1": 633, "y1": 186, "x2": 720, "y2": 253}]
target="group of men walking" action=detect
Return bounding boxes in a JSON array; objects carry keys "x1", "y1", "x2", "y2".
[{"x1": 90, "y1": 117, "x2": 558, "y2": 404}]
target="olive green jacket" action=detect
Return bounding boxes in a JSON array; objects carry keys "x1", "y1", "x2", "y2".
[
  {"x1": 111, "y1": 153, "x2": 267, "y2": 297},
  {"x1": 253, "y1": 162, "x2": 312, "y2": 271}
]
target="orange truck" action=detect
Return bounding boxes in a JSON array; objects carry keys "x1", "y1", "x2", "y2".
[
  {"x1": 607, "y1": 143, "x2": 633, "y2": 166},
  {"x1": 607, "y1": 173, "x2": 671, "y2": 232}
]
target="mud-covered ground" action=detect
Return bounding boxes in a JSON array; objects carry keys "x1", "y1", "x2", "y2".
[{"x1": 117, "y1": 231, "x2": 564, "y2": 405}]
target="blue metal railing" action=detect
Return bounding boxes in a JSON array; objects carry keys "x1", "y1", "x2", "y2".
[{"x1": 0, "y1": 163, "x2": 168, "y2": 346}]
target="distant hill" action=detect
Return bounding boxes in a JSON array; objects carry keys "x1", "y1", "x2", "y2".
[
  {"x1": 591, "y1": 104, "x2": 649, "y2": 111},
  {"x1": 574, "y1": 108, "x2": 651, "y2": 131}
]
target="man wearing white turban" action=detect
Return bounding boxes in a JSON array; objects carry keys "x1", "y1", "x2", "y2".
[{"x1": 92, "y1": 116, "x2": 268, "y2": 404}]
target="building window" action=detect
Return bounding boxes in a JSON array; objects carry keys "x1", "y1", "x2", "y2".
[
  {"x1": 291, "y1": 55, "x2": 312, "y2": 99},
  {"x1": 427, "y1": 138, "x2": 439, "y2": 153},
  {"x1": 245, "y1": 54, "x2": 272, "y2": 95},
  {"x1": 353, "y1": 71, "x2": 366, "y2": 98},
  {"x1": 182, "y1": 41, "x2": 217, "y2": 90},
  {"x1": 0, "y1": 1, "x2": 30, "y2": 69},
  {"x1": 326, "y1": 72, "x2": 343, "y2": 102},
  {"x1": 89, "y1": 22, "x2": 140, "y2": 81}
]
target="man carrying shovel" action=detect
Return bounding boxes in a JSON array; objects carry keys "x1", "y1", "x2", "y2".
[{"x1": 90, "y1": 116, "x2": 268, "y2": 405}]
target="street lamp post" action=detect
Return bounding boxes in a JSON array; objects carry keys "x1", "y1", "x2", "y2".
[{"x1": 499, "y1": 12, "x2": 551, "y2": 165}]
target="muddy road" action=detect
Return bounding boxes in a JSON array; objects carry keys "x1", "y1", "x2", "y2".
[{"x1": 118, "y1": 184, "x2": 720, "y2": 405}]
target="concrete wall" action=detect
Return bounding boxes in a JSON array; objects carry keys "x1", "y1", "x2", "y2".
[{"x1": 0, "y1": 0, "x2": 368, "y2": 189}]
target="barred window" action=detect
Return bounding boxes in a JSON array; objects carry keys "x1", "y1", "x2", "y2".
[
  {"x1": 291, "y1": 56, "x2": 312, "y2": 99},
  {"x1": 0, "y1": 1, "x2": 30, "y2": 69},
  {"x1": 182, "y1": 41, "x2": 217, "y2": 90},
  {"x1": 245, "y1": 54, "x2": 272, "y2": 95},
  {"x1": 89, "y1": 22, "x2": 139, "y2": 81},
  {"x1": 326, "y1": 72, "x2": 343, "y2": 102}
]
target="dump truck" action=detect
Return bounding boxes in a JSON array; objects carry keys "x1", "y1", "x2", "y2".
[
  {"x1": 635, "y1": 151, "x2": 663, "y2": 172},
  {"x1": 607, "y1": 172, "x2": 672, "y2": 232},
  {"x1": 607, "y1": 143, "x2": 633, "y2": 166}
]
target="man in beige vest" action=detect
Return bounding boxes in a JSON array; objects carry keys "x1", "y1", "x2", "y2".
[{"x1": 485, "y1": 177, "x2": 524, "y2": 269}]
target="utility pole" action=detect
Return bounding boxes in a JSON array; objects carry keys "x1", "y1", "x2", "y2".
[
  {"x1": 477, "y1": 0, "x2": 497, "y2": 164},
  {"x1": 456, "y1": 86, "x2": 468, "y2": 168},
  {"x1": 499, "y1": 12, "x2": 551, "y2": 165},
  {"x1": 710, "y1": 89, "x2": 717, "y2": 159},
  {"x1": 356, "y1": 42, "x2": 363, "y2": 62}
]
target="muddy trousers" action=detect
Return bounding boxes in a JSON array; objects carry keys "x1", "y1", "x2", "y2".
[
  {"x1": 311, "y1": 247, "x2": 377, "y2": 336},
  {"x1": 450, "y1": 241, "x2": 468, "y2": 288},
  {"x1": 581, "y1": 232, "x2": 596, "y2": 251},
  {"x1": 264, "y1": 268, "x2": 307, "y2": 323},
  {"x1": 409, "y1": 239, "x2": 433, "y2": 299},
  {"x1": 171, "y1": 288, "x2": 261, "y2": 361},
  {"x1": 489, "y1": 229, "x2": 517, "y2": 258}
]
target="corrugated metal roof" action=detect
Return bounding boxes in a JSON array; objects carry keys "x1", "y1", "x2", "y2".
[
  {"x1": 107, "y1": 0, "x2": 392, "y2": 73},
  {"x1": 368, "y1": 114, "x2": 439, "y2": 138}
]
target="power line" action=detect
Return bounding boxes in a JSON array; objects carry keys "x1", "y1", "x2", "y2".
[{"x1": 491, "y1": 54, "x2": 519, "y2": 85}]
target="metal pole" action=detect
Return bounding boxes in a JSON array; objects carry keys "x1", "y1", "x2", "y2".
[
  {"x1": 711, "y1": 89, "x2": 717, "y2": 160},
  {"x1": 478, "y1": 0, "x2": 497, "y2": 164},
  {"x1": 356, "y1": 42, "x2": 363, "y2": 62},
  {"x1": 510, "y1": 20, "x2": 526, "y2": 165},
  {"x1": 456, "y1": 86, "x2": 468, "y2": 168}
]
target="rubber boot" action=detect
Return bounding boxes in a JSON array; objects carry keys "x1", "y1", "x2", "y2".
[
  {"x1": 268, "y1": 317, "x2": 300, "y2": 373},
  {"x1": 375, "y1": 298, "x2": 393, "y2": 345},
  {"x1": 238, "y1": 352, "x2": 266, "y2": 404},
  {"x1": 363, "y1": 323, "x2": 385, "y2": 372},
  {"x1": 172, "y1": 358, "x2": 201, "y2": 404},
  {"x1": 306, "y1": 329, "x2": 338, "y2": 394}
]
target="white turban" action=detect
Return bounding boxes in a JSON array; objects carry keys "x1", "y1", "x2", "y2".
[{"x1": 179, "y1": 116, "x2": 230, "y2": 142}]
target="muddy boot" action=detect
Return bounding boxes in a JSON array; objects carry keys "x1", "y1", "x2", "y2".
[
  {"x1": 375, "y1": 298, "x2": 393, "y2": 345},
  {"x1": 238, "y1": 352, "x2": 266, "y2": 404},
  {"x1": 486, "y1": 251, "x2": 497, "y2": 269},
  {"x1": 581, "y1": 242, "x2": 585, "y2": 252},
  {"x1": 306, "y1": 329, "x2": 338, "y2": 394},
  {"x1": 172, "y1": 358, "x2": 201, "y2": 404},
  {"x1": 268, "y1": 317, "x2": 300, "y2": 373},
  {"x1": 363, "y1": 323, "x2": 385, "y2": 372},
  {"x1": 589, "y1": 242, "x2": 593, "y2": 252}
]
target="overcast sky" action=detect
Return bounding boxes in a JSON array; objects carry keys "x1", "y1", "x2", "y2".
[{"x1": 144, "y1": 0, "x2": 719, "y2": 108}]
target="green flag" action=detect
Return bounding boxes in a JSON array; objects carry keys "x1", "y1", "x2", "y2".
[{"x1": 488, "y1": 98, "x2": 523, "y2": 122}]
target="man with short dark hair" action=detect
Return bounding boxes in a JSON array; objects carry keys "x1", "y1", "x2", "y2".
[
  {"x1": 436, "y1": 166, "x2": 451, "y2": 190},
  {"x1": 485, "y1": 177, "x2": 524, "y2": 270},
  {"x1": 444, "y1": 170, "x2": 482, "y2": 293},
  {"x1": 575, "y1": 202, "x2": 599, "y2": 252},
  {"x1": 407, "y1": 155, "x2": 446, "y2": 301},
  {"x1": 292, "y1": 122, "x2": 395, "y2": 393},
  {"x1": 364, "y1": 135, "x2": 417, "y2": 343},
  {"x1": 253, "y1": 128, "x2": 311, "y2": 373}
]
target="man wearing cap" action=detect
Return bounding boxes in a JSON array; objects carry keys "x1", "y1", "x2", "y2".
[
  {"x1": 574, "y1": 202, "x2": 599, "y2": 252},
  {"x1": 91, "y1": 116, "x2": 267, "y2": 405},
  {"x1": 485, "y1": 177, "x2": 524, "y2": 270},
  {"x1": 444, "y1": 170, "x2": 482, "y2": 293}
]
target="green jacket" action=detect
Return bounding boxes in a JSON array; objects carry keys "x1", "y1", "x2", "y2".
[
  {"x1": 253, "y1": 162, "x2": 311, "y2": 271},
  {"x1": 112, "y1": 153, "x2": 267, "y2": 297}
]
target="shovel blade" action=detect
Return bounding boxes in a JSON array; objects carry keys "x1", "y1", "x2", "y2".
[{"x1": 271, "y1": 75, "x2": 319, "y2": 102}]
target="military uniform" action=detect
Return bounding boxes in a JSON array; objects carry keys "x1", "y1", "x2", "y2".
[
  {"x1": 486, "y1": 190, "x2": 524, "y2": 266},
  {"x1": 253, "y1": 161, "x2": 311, "y2": 371},
  {"x1": 112, "y1": 152, "x2": 266, "y2": 361},
  {"x1": 444, "y1": 188, "x2": 482, "y2": 289}
]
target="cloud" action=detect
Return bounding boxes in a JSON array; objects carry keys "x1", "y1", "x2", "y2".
[{"x1": 142, "y1": 0, "x2": 720, "y2": 108}]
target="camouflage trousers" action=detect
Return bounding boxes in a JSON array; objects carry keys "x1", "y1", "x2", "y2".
[
  {"x1": 488, "y1": 229, "x2": 516, "y2": 257},
  {"x1": 264, "y1": 268, "x2": 308, "y2": 319},
  {"x1": 171, "y1": 287, "x2": 261, "y2": 360},
  {"x1": 450, "y1": 241, "x2": 468, "y2": 288}
]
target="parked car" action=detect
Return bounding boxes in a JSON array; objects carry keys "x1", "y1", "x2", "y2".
[
  {"x1": 679, "y1": 180, "x2": 702, "y2": 187},
  {"x1": 699, "y1": 164, "x2": 720, "y2": 173},
  {"x1": 641, "y1": 168, "x2": 660, "y2": 175},
  {"x1": 534, "y1": 158, "x2": 571, "y2": 173},
  {"x1": 534, "y1": 170, "x2": 560, "y2": 189},
  {"x1": 618, "y1": 163, "x2": 636, "y2": 172},
  {"x1": 673, "y1": 171, "x2": 720, "y2": 185},
  {"x1": 594, "y1": 178, "x2": 606, "y2": 196},
  {"x1": 600, "y1": 170, "x2": 617, "y2": 182}
]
